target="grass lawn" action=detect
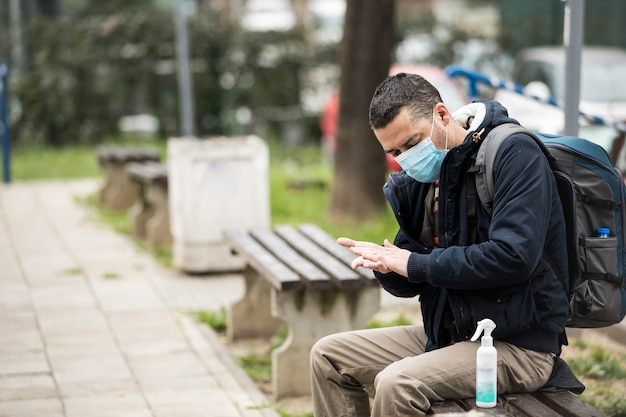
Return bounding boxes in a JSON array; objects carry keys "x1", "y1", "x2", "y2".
[
  {"x1": 9, "y1": 137, "x2": 398, "y2": 245},
  {"x1": 11, "y1": 145, "x2": 103, "y2": 180}
]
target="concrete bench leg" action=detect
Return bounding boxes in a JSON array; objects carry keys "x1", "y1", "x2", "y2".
[
  {"x1": 107, "y1": 162, "x2": 140, "y2": 211},
  {"x1": 228, "y1": 265, "x2": 283, "y2": 340},
  {"x1": 271, "y1": 286, "x2": 380, "y2": 399},
  {"x1": 128, "y1": 185, "x2": 153, "y2": 240},
  {"x1": 99, "y1": 163, "x2": 114, "y2": 206},
  {"x1": 145, "y1": 183, "x2": 172, "y2": 246}
]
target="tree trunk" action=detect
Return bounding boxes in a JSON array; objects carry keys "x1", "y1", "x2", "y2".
[{"x1": 329, "y1": 0, "x2": 395, "y2": 220}]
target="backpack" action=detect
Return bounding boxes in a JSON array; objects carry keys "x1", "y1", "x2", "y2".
[{"x1": 472, "y1": 123, "x2": 626, "y2": 328}]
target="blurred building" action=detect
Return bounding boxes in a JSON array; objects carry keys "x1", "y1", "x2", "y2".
[{"x1": 498, "y1": 0, "x2": 626, "y2": 55}]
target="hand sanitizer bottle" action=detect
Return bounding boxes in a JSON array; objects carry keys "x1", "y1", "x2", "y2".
[{"x1": 470, "y1": 318, "x2": 497, "y2": 408}]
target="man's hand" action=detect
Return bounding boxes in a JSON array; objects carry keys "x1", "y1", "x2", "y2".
[{"x1": 337, "y1": 237, "x2": 410, "y2": 277}]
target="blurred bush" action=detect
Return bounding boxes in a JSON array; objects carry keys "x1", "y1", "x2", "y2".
[{"x1": 10, "y1": 10, "x2": 321, "y2": 147}]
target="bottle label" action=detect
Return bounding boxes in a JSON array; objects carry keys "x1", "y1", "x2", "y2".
[{"x1": 476, "y1": 367, "x2": 496, "y2": 403}]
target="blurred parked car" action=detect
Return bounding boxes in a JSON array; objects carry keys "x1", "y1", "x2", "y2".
[
  {"x1": 321, "y1": 64, "x2": 470, "y2": 171},
  {"x1": 493, "y1": 45, "x2": 626, "y2": 162}
]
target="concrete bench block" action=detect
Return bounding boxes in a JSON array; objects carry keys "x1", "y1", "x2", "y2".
[{"x1": 97, "y1": 147, "x2": 160, "y2": 211}]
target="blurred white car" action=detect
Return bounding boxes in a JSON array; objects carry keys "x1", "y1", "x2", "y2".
[
  {"x1": 307, "y1": 0, "x2": 345, "y2": 44},
  {"x1": 494, "y1": 45, "x2": 626, "y2": 154},
  {"x1": 240, "y1": 0, "x2": 296, "y2": 32}
]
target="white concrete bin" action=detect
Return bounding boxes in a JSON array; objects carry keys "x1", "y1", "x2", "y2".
[{"x1": 167, "y1": 136, "x2": 270, "y2": 273}]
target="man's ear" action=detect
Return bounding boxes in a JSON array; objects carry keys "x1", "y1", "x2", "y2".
[{"x1": 434, "y1": 102, "x2": 450, "y2": 124}]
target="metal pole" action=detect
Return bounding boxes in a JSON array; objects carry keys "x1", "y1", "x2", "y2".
[
  {"x1": 562, "y1": 0, "x2": 584, "y2": 136},
  {"x1": 9, "y1": 0, "x2": 23, "y2": 75},
  {"x1": 230, "y1": 0, "x2": 243, "y2": 25},
  {"x1": 174, "y1": 0, "x2": 195, "y2": 138},
  {"x1": 1, "y1": 65, "x2": 11, "y2": 184}
]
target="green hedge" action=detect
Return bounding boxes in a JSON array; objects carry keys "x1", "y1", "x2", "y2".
[{"x1": 10, "y1": 10, "x2": 321, "y2": 146}]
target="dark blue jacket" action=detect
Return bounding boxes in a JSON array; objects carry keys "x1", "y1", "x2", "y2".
[{"x1": 376, "y1": 100, "x2": 569, "y2": 354}]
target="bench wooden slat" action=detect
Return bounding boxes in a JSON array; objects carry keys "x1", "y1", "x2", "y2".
[
  {"x1": 532, "y1": 391, "x2": 608, "y2": 417},
  {"x1": 97, "y1": 147, "x2": 161, "y2": 164},
  {"x1": 112, "y1": 148, "x2": 160, "y2": 163},
  {"x1": 502, "y1": 393, "x2": 563, "y2": 417},
  {"x1": 461, "y1": 398, "x2": 512, "y2": 416},
  {"x1": 428, "y1": 400, "x2": 467, "y2": 414},
  {"x1": 224, "y1": 230, "x2": 303, "y2": 291},
  {"x1": 274, "y1": 225, "x2": 363, "y2": 289},
  {"x1": 297, "y1": 223, "x2": 378, "y2": 284},
  {"x1": 250, "y1": 229, "x2": 333, "y2": 290},
  {"x1": 430, "y1": 392, "x2": 609, "y2": 416},
  {"x1": 127, "y1": 162, "x2": 168, "y2": 185}
]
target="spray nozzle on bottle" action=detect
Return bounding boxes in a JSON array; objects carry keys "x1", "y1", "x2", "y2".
[{"x1": 470, "y1": 318, "x2": 496, "y2": 347}]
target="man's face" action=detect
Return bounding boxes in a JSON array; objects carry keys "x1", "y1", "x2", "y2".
[{"x1": 374, "y1": 107, "x2": 436, "y2": 158}]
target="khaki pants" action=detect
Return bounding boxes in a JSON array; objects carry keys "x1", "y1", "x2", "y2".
[{"x1": 310, "y1": 325, "x2": 555, "y2": 417}]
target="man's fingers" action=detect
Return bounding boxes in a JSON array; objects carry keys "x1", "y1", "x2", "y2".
[
  {"x1": 337, "y1": 237, "x2": 355, "y2": 247},
  {"x1": 350, "y1": 245, "x2": 382, "y2": 259},
  {"x1": 340, "y1": 238, "x2": 395, "y2": 274},
  {"x1": 338, "y1": 237, "x2": 392, "y2": 250},
  {"x1": 351, "y1": 256, "x2": 390, "y2": 273},
  {"x1": 383, "y1": 239, "x2": 396, "y2": 248},
  {"x1": 350, "y1": 256, "x2": 364, "y2": 270}
]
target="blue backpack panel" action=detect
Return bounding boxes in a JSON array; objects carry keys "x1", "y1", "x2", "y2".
[{"x1": 473, "y1": 123, "x2": 626, "y2": 328}]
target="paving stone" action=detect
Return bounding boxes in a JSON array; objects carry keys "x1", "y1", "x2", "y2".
[
  {"x1": 30, "y1": 282, "x2": 97, "y2": 309},
  {"x1": 137, "y1": 374, "x2": 219, "y2": 390},
  {"x1": 50, "y1": 353, "x2": 133, "y2": 385},
  {"x1": 90, "y1": 279, "x2": 164, "y2": 311},
  {"x1": 44, "y1": 331, "x2": 120, "y2": 357},
  {"x1": 64, "y1": 392, "x2": 152, "y2": 417},
  {"x1": 151, "y1": 403, "x2": 240, "y2": 417},
  {"x1": 0, "y1": 283, "x2": 32, "y2": 312},
  {"x1": 36, "y1": 306, "x2": 109, "y2": 336},
  {"x1": 144, "y1": 385, "x2": 226, "y2": 407},
  {"x1": 56, "y1": 377, "x2": 139, "y2": 398},
  {"x1": 107, "y1": 307, "x2": 179, "y2": 333},
  {"x1": 0, "y1": 349, "x2": 49, "y2": 375},
  {"x1": 0, "y1": 374, "x2": 57, "y2": 401},
  {"x1": 127, "y1": 351, "x2": 209, "y2": 381},
  {"x1": 0, "y1": 312, "x2": 42, "y2": 351},
  {"x1": 0, "y1": 397, "x2": 64, "y2": 417},
  {"x1": 0, "y1": 256, "x2": 24, "y2": 283},
  {"x1": 121, "y1": 338, "x2": 191, "y2": 358}
]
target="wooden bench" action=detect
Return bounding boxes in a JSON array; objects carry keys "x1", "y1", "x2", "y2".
[
  {"x1": 97, "y1": 146, "x2": 161, "y2": 211},
  {"x1": 224, "y1": 224, "x2": 381, "y2": 400},
  {"x1": 126, "y1": 161, "x2": 172, "y2": 246},
  {"x1": 429, "y1": 390, "x2": 608, "y2": 416}
]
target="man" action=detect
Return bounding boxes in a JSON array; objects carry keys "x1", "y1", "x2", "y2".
[{"x1": 310, "y1": 73, "x2": 570, "y2": 416}]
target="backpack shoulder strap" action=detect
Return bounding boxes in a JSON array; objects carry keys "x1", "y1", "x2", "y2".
[
  {"x1": 473, "y1": 124, "x2": 570, "y2": 314},
  {"x1": 474, "y1": 123, "x2": 546, "y2": 215}
]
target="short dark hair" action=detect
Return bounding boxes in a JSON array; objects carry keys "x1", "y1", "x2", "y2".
[{"x1": 369, "y1": 73, "x2": 442, "y2": 130}]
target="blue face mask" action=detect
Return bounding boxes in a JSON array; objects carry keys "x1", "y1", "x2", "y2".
[{"x1": 394, "y1": 114, "x2": 448, "y2": 183}]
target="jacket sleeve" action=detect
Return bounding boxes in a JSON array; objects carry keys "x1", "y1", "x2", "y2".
[{"x1": 423, "y1": 133, "x2": 558, "y2": 289}]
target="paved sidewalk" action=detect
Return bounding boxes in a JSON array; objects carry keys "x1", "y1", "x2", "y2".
[{"x1": 0, "y1": 179, "x2": 280, "y2": 417}]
